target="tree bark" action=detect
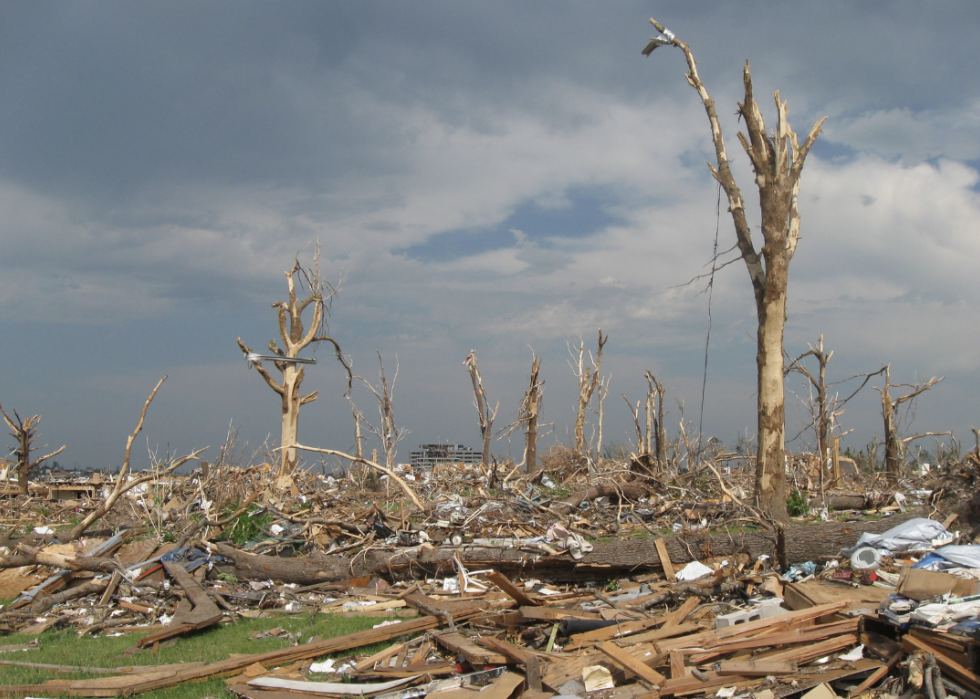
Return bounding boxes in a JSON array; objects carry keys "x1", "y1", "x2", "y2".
[
  {"x1": 643, "y1": 24, "x2": 825, "y2": 524},
  {"x1": 213, "y1": 512, "x2": 921, "y2": 584},
  {"x1": 525, "y1": 355, "x2": 541, "y2": 478},
  {"x1": 755, "y1": 270, "x2": 789, "y2": 521},
  {"x1": 551, "y1": 482, "x2": 652, "y2": 515}
]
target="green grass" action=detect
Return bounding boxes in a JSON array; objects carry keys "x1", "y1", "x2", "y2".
[{"x1": 0, "y1": 612, "x2": 406, "y2": 699}]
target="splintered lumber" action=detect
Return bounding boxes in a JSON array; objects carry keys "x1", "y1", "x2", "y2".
[
  {"x1": 761, "y1": 634, "x2": 859, "y2": 664},
  {"x1": 669, "y1": 651, "x2": 687, "y2": 679},
  {"x1": 661, "y1": 596, "x2": 699, "y2": 629},
  {"x1": 24, "y1": 615, "x2": 450, "y2": 697},
  {"x1": 717, "y1": 660, "x2": 797, "y2": 676},
  {"x1": 658, "y1": 670, "x2": 751, "y2": 697},
  {"x1": 654, "y1": 539, "x2": 676, "y2": 582},
  {"x1": 613, "y1": 622, "x2": 700, "y2": 647},
  {"x1": 12, "y1": 529, "x2": 130, "y2": 609},
  {"x1": 542, "y1": 642, "x2": 660, "y2": 691},
  {"x1": 566, "y1": 615, "x2": 668, "y2": 649},
  {"x1": 136, "y1": 562, "x2": 222, "y2": 647},
  {"x1": 519, "y1": 606, "x2": 601, "y2": 621},
  {"x1": 847, "y1": 651, "x2": 903, "y2": 697},
  {"x1": 690, "y1": 619, "x2": 858, "y2": 662},
  {"x1": 427, "y1": 671, "x2": 526, "y2": 699},
  {"x1": 598, "y1": 641, "x2": 666, "y2": 685},
  {"x1": 903, "y1": 634, "x2": 980, "y2": 693},
  {"x1": 476, "y1": 636, "x2": 541, "y2": 665},
  {"x1": 352, "y1": 643, "x2": 405, "y2": 671},
  {"x1": 98, "y1": 571, "x2": 122, "y2": 606},
  {"x1": 435, "y1": 632, "x2": 508, "y2": 667},
  {"x1": 655, "y1": 601, "x2": 849, "y2": 651},
  {"x1": 483, "y1": 571, "x2": 539, "y2": 607}
]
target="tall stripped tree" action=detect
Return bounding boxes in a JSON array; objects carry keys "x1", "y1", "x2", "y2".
[
  {"x1": 570, "y1": 329, "x2": 608, "y2": 456},
  {"x1": 0, "y1": 404, "x2": 65, "y2": 495},
  {"x1": 238, "y1": 245, "x2": 350, "y2": 477},
  {"x1": 876, "y1": 366, "x2": 945, "y2": 483},
  {"x1": 644, "y1": 20, "x2": 826, "y2": 521},
  {"x1": 520, "y1": 353, "x2": 544, "y2": 478},
  {"x1": 464, "y1": 350, "x2": 498, "y2": 467},
  {"x1": 623, "y1": 371, "x2": 667, "y2": 473}
]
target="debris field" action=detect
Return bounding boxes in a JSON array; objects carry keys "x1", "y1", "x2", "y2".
[{"x1": 2, "y1": 447, "x2": 980, "y2": 699}]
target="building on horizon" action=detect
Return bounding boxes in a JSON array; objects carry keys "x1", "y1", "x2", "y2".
[{"x1": 410, "y1": 444, "x2": 480, "y2": 470}]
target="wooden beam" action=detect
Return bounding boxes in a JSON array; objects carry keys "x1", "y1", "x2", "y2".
[
  {"x1": 847, "y1": 651, "x2": 903, "y2": 697},
  {"x1": 597, "y1": 641, "x2": 666, "y2": 686},
  {"x1": 655, "y1": 539, "x2": 676, "y2": 582},
  {"x1": 483, "y1": 571, "x2": 539, "y2": 607}
]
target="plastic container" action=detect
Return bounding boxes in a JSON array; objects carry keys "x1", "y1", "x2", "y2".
[{"x1": 850, "y1": 546, "x2": 882, "y2": 571}]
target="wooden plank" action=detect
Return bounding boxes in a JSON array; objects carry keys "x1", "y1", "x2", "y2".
[
  {"x1": 656, "y1": 601, "x2": 849, "y2": 652},
  {"x1": 566, "y1": 616, "x2": 667, "y2": 648},
  {"x1": 98, "y1": 571, "x2": 122, "y2": 606},
  {"x1": 661, "y1": 597, "x2": 699, "y2": 629},
  {"x1": 655, "y1": 539, "x2": 676, "y2": 582},
  {"x1": 761, "y1": 634, "x2": 858, "y2": 664},
  {"x1": 690, "y1": 619, "x2": 858, "y2": 662},
  {"x1": 615, "y1": 623, "x2": 700, "y2": 646},
  {"x1": 847, "y1": 651, "x2": 903, "y2": 697},
  {"x1": 598, "y1": 641, "x2": 666, "y2": 686},
  {"x1": 477, "y1": 636, "x2": 540, "y2": 665},
  {"x1": 483, "y1": 571, "x2": 539, "y2": 607},
  {"x1": 88, "y1": 615, "x2": 449, "y2": 696},
  {"x1": 353, "y1": 643, "x2": 405, "y2": 672},
  {"x1": 435, "y1": 632, "x2": 508, "y2": 666},
  {"x1": 519, "y1": 606, "x2": 601, "y2": 622},
  {"x1": 669, "y1": 651, "x2": 687, "y2": 679},
  {"x1": 542, "y1": 643, "x2": 660, "y2": 691},
  {"x1": 658, "y1": 670, "x2": 750, "y2": 697},
  {"x1": 717, "y1": 660, "x2": 797, "y2": 676}
]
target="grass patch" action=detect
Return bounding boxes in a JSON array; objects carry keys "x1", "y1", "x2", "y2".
[{"x1": 0, "y1": 612, "x2": 405, "y2": 699}]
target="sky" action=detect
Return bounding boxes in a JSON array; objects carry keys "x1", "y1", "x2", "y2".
[{"x1": 1, "y1": 2, "x2": 978, "y2": 473}]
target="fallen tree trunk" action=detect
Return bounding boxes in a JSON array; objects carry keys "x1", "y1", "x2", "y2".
[
  {"x1": 0, "y1": 548, "x2": 120, "y2": 574},
  {"x1": 213, "y1": 511, "x2": 921, "y2": 585},
  {"x1": 552, "y1": 481, "x2": 652, "y2": 515},
  {"x1": 809, "y1": 492, "x2": 896, "y2": 511}
]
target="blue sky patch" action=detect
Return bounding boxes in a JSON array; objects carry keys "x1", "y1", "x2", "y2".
[{"x1": 398, "y1": 187, "x2": 623, "y2": 262}]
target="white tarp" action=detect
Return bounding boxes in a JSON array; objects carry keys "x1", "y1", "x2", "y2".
[{"x1": 843, "y1": 518, "x2": 950, "y2": 554}]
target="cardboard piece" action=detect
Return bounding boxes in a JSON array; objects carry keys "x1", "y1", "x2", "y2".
[
  {"x1": 801, "y1": 683, "x2": 839, "y2": 699},
  {"x1": 898, "y1": 567, "x2": 978, "y2": 600}
]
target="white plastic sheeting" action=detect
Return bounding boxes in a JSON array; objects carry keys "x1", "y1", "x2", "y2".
[{"x1": 843, "y1": 517, "x2": 951, "y2": 554}]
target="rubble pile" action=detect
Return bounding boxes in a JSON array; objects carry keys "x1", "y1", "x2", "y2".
[{"x1": 1, "y1": 449, "x2": 980, "y2": 699}]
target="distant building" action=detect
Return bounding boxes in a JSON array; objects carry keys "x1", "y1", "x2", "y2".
[{"x1": 410, "y1": 444, "x2": 480, "y2": 470}]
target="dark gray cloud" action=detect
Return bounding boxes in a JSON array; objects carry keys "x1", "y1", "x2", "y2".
[{"x1": 0, "y1": 1, "x2": 977, "y2": 471}]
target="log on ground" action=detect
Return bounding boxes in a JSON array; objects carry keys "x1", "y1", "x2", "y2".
[{"x1": 212, "y1": 511, "x2": 920, "y2": 584}]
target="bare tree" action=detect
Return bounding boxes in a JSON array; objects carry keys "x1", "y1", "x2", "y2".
[
  {"x1": 0, "y1": 405, "x2": 65, "y2": 495},
  {"x1": 463, "y1": 350, "x2": 498, "y2": 467},
  {"x1": 644, "y1": 20, "x2": 826, "y2": 522},
  {"x1": 570, "y1": 329, "x2": 608, "y2": 455},
  {"x1": 785, "y1": 335, "x2": 834, "y2": 468},
  {"x1": 623, "y1": 371, "x2": 668, "y2": 473},
  {"x1": 520, "y1": 353, "x2": 544, "y2": 478},
  {"x1": 353, "y1": 353, "x2": 406, "y2": 471},
  {"x1": 875, "y1": 365, "x2": 945, "y2": 483},
  {"x1": 64, "y1": 377, "x2": 206, "y2": 542},
  {"x1": 237, "y1": 244, "x2": 351, "y2": 477}
]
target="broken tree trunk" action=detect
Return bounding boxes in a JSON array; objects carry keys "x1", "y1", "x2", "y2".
[
  {"x1": 551, "y1": 481, "x2": 652, "y2": 515},
  {"x1": 644, "y1": 21, "x2": 826, "y2": 523},
  {"x1": 212, "y1": 511, "x2": 921, "y2": 584}
]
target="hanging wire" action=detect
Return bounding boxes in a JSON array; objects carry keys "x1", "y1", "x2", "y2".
[{"x1": 698, "y1": 181, "x2": 723, "y2": 448}]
